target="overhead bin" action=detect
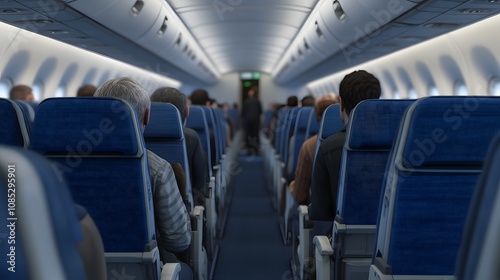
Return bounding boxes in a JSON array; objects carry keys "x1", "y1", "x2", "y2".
[
  {"x1": 318, "y1": 0, "x2": 417, "y2": 48},
  {"x1": 69, "y1": 0, "x2": 162, "y2": 40},
  {"x1": 136, "y1": 6, "x2": 180, "y2": 54},
  {"x1": 304, "y1": 13, "x2": 342, "y2": 57}
]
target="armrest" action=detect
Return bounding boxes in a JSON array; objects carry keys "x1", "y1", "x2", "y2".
[
  {"x1": 314, "y1": 236, "x2": 333, "y2": 280},
  {"x1": 190, "y1": 206, "x2": 207, "y2": 280},
  {"x1": 313, "y1": 236, "x2": 333, "y2": 256},
  {"x1": 161, "y1": 263, "x2": 181, "y2": 280},
  {"x1": 298, "y1": 205, "x2": 313, "y2": 279}
]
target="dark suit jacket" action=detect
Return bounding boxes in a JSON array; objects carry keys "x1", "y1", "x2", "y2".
[
  {"x1": 185, "y1": 127, "x2": 208, "y2": 206},
  {"x1": 309, "y1": 127, "x2": 346, "y2": 221}
]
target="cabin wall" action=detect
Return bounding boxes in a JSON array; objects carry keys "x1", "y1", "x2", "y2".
[
  {"x1": 307, "y1": 14, "x2": 500, "y2": 98},
  {"x1": 0, "y1": 21, "x2": 180, "y2": 100}
]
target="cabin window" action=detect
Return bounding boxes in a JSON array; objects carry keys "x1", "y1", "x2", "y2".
[
  {"x1": 455, "y1": 82, "x2": 468, "y2": 96},
  {"x1": 393, "y1": 91, "x2": 401, "y2": 99},
  {"x1": 32, "y1": 81, "x2": 44, "y2": 101},
  {"x1": 54, "y1": 85, "x2": 66, "y2": 97},
  {"x1": 0, "y1": 79, "x2": 12, "y2": 99},
  {"x1": 428, "y1": 85, "x2": 439, "y2": 96},
  {"x1": 489, "y1": 78, "x2": 500, "y2": 96},
  {"x1": 408, "y1": 88, "x2": 418, "y2": 99}
]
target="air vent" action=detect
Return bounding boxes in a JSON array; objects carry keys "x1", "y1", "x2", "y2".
[
  {"x1": 131, "y1": 0, "x2": 144, "y2": 15},
  {"x1": 304, "y1": 38, "x2": 310, "y2": 50},
  {"x1": 158, "y1": 16, "x2": 168, "y2": 35},
  {"x1": 424, "y1": 22, "x2": 459, "y2": 28},
  {"x1": 332, "y1": 0, "x2": 347, "y2": 22},
  {"x1": 0, "y1": 8, "x2": 25, "y2": 14},
  {"x1": 457, "y1": 9, "x2": 492, "y2": 14},
  {"x1": 315, "y1": 21, "x2": 324, "y2": 39},
  {"x1": 176, "y1": 33, "x2": 182, "y2": 46},
  {"x1": 298, "y1": 48, "x2": 303, "y2": 56},
  {"x1": 51, "y1": 30, "x2": 69, "y2": 35}
]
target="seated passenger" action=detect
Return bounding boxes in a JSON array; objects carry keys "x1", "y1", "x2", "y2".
[
  {"x1": 10, "y1": 85, "x2": 35, "y2": 101},
  {"x1": 289, "y1": 94, "x2": 339, "y2": 205},
  {"x1": 150, "y1": 87, "x2": 208, "y2": 207},
  {"x1": 76, "y1": 84, "x2": 97, "y2": 97},
  {"x1": 309, "y1": 70, "x2": 381, "y2": 222},
  {"x1": 94, "y1": 78, "x2": 192, "y2": 275}
]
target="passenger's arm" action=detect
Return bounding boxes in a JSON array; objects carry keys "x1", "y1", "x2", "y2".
[
  {"x1": 153, "y1": 161, "x2": 192, "y2": 253},
  {"x1": 290, "y1": 140, "x2": 314, "y2": 205}
]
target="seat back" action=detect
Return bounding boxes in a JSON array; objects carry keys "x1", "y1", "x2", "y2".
[
  {"x1": 372, "y1": 96, "x2": 500, "y2": 278},
  {"x1": 0, "y1": 146, "x2": 86, "y2": 280},
  {"x1": 305, "y1": 108, "x2": 319, "y2": 139},
  {"x1": 186, "y1": 105, "x2": 213, "y2": 178},
  {"x1": 144, "y1": 102, "x2": 193, "y2": 210},
  {"x1": 0, "y1": 98, "x2": 30, "y2": 148},
  {"x1": 314, "y1": 104, "x2": 343, "y2": 160},
  {"x1": 287, "y1": 107, "x2": 314, "y2": 180},
  {"x1": 30, "y1": 97, "x2": 160, "y2": 280},
  {"x1": 281, "y1": 107, "x2": 300, "y2": 164},
  {"x1": 455, "y1": 133, "x2": 500, "y2": 280},
  {"x1": 14, "y1": 100, "x2": 36, "y2": 133},
  {"x1": 201, "y1": 106, "x2": 220, "y2": 166}
]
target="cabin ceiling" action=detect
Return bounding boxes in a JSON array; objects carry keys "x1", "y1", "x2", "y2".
[
  {"x1": 166, "y1": 0, "x2": 318, "y2": 74},
  {"x1": 0, "y1": 0, "x2": 500, "y2": 87}
]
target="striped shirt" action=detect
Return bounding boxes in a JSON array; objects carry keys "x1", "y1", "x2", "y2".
[{"x1": 147, "y1": 150, "x2": 191, "y2": 253}]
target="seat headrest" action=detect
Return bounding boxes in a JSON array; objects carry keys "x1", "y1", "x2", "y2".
[
  {"x1": 0, "y1": 98, "x2": 29, "y2": 147},
  {"x1": 296, "y1": 107, "x2": 313, "y2": 132},
  {"x1": 348, "y1": 99, "x2": 414, "y2": 150},
  {"x1": 144, "y1": 103, "x2": 184, "y2": 139},
  {"x1": 30, "y1": 97, "x2": 141, "y2": 156},
  {"x1": 401, "y1": 97, "x2": 500, "y2": 168},
  {"x1": 320, "y1": 104, "x2": 343, "y2": 139}
]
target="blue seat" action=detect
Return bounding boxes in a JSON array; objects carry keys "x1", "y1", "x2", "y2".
[
  {"x1": 0, "y1": 98, "x2": 30, "y2": 148},
  {"x1": 371, "y1": 96, "x2": 500, "y2": 279},
  {"x1": 313, "y1": 99, "x2": 413, "y2": 280},
  {"x1": 13, "y1": 100, "x2": 35, "y2": 133},
  {"x1": 455, "y1": 133, "x2": 500, "y2": 280},
  {"x1": 314, "y1": 104, "x2": 343, "y2": 161},
  {"x1": 305, "y1": 108, "x2": 319, "y2": 140},
  {"x1": 29, "y1": 97, "x2": 161, "y2": 280},
  {"x1": 145, "y1": 102, "x2": 193, "y2": 211},
  {"x1": 187, "y1": 106, "x2": 213, "y2": 178},
  {"x1": 0, "y1": 146, "x2": 86, "y2": 280}
]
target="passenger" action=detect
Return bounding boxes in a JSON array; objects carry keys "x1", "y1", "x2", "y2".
[
  {"x1": 289, "y1": 94, "x2": 339, "y2": 205},
  {"x1": 309, "y1": 70, "x2": 381, "y2": 222},
  {"x1": 190, "y1": 89, "x2": 211, "y2": 106},
  {"x1": 76, "y1": 84, "x2": 97, "y2": 97},
  {"x1": 300, "y1": 95, "x2": 315, "y2": 107},
  {"x1": 9, "y1": 85, "x2": 35, "y2": 101},
  {"x1": 287, "y1": 95, "x2": 298, "y2": 107},
  {"x1": 150, "y1": 87, "x2": 208, "y2": 207},
  {"x1": 242, "y1": 86, "x2": 262, "y2": 155},
  {"x1": 94, "y1": 78, "x2": 193, "y2": 279}
]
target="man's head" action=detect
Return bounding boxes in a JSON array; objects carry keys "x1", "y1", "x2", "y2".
[
  {"x1": 315, "y1": 94, "x2": 339, "y2": 122},
  {"x1": 150, "y1": 87, "x2": 189, "y2": 125},
  {"x1": 287, "y1": 96, "x2": 298, "y2": 107},
  {"x1": 10, "y1": 85, "x2": 34, "y2": 101},
  {"x1": 190, "y1": 89, "x2": 210, "y2": 106},
  {"x1": 94, "y1": 77, "x2": 151, "y2": 130},
  {"x1": 301, "y1": 95, "x2": 315, "y2": 107},
  {"x1": 77, "y1": 84, "x2": 97, "y2": 97},
  {"x1": 339, "y1": 70, "x2": 381, "y2": 124}
]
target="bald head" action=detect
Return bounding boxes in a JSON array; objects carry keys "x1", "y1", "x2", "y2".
[{"x1": 10, "y1": 85, "x2": 34, "y2": 101}]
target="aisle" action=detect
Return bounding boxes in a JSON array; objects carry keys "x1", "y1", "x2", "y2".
[{"x1": 213, "y1": 155, "x2": 292, "y2": 280}]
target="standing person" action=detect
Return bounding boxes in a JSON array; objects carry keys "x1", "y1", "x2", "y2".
[
  {"x1": 242, "y1": 86, "x2": 262, "y2": 155},
  {"x1": 9, "y1": 85, "x2": 34, "y2": 101}
]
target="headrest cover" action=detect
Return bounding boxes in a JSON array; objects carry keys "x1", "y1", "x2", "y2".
[
  {"x1": 401, "y1": 97, "x2": 500, "y2": 168},
  {"x1": 320, "y1": 104, "x2": 343, "y2": 139},
  {"x1": 0, "y1": 99, "x2": 25, "y2": 147},
  {"x1": 30, "y1": 97, "x2": 140, "y2": 156},
  {"x1": 348, "y1": 100, "x2": 413, "y2": 149},
  {"x1": 144, "y1": 103, "x2": 184, "y2": 140}
]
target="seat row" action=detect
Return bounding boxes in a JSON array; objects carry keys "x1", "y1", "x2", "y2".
[
  {"x1": 0, "y1": 97, "x2": 240, "y2": 280},
  {"x1": 261, "y1": 96, "x2": 500, "y2": 280}
]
